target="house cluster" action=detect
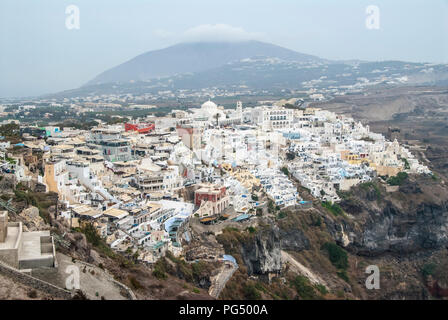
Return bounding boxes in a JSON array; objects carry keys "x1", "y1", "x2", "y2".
[
  {"x1": 0, "y1": 99, "x2": 430, "y2": 264},
  {"x1": 284, "y1": 108, "x2": 431, "y2": 202}
]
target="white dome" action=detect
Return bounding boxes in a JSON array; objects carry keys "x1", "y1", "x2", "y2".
[{"x1": 201, "y1": 100, "x2": 218, "y2": 110}]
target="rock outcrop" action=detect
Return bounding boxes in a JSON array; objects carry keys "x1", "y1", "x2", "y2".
[
  {"x1": 241, "y1": 226, "x2": 282, "y2": 275},
  {"x1": 241, "y1": 223, "x2": 310, "y2": 275},
  {"x1": 338, "y1": 175, "x2": 448, "y2": 256}
]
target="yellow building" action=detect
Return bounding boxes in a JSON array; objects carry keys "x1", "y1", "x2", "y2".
[{"x1": 230, "y1": 169, "x2": 260, "y2": 192}]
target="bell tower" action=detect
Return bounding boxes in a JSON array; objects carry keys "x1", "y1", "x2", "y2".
[
  {"x1": 236, "y1": 101, "x2": 243, "y2": 122},
  {"x1": 236, "y1": 101, "x2": 242, "y2": 112}
]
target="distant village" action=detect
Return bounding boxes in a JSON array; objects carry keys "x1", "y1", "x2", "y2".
[{"x1": 0, "y1": 99, "x2": 431, "y2": 268}]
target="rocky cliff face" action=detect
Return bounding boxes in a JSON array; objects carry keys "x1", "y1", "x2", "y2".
[
  {"x1": 241, "y1": 225, "x2": 282, "y2": 275},
  {"x1": 351, "y1": 201, "x2": 448, "y2": 255},
  {"x1": 337, "y1": 176, "x2": 448, "y2": 256},
  {"x1": 214, "y1": 174, "x2": 448, "y2": 299},
  {"x1": 279, "y1": 227, "x2": 311, "y2": 252},
  {"x1": 240, "y1": 223, "x2": 310, "y2": 275}
]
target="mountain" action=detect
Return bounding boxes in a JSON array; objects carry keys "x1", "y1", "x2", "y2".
[
  {"x1": 87, "y1": 41, "x2": 324, "y2": 85},
  {"x1": 48, "y1": 40, "x2": 448, "y2": 98}
]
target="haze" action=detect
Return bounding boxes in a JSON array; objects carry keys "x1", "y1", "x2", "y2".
[{"x1": 0, "y1": 0, "x2": 447, "y2": 97}]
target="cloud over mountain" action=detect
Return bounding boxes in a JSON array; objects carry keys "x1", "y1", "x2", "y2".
[{"x1": 154, "y1": 24, "x2": 265, "y2": 43}]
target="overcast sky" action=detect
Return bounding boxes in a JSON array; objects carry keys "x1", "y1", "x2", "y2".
[{"x1": 1, "y1": 0, "x2": 447, "y2": 98}]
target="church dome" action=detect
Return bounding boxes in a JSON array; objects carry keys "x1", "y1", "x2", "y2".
[{"x1": 201, "y1": 100, "x2": 218, "y2": 110}]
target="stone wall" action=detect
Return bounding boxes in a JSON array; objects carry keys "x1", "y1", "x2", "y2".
[
  {"x1": 0, "y1": 248, "x2": 18, "y2": 269},
  {"x1": 0, "y1": 260, "x2": 72, "y2": 299}
]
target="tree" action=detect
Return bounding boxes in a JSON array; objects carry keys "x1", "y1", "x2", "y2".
[
  {"x1": 387, "y1": 172, "x2": 408, "y2": 186},
  {"x1": 214, "y1": 113, "x2": 221, "y2": 126},
  {"x1": 321, "y1": 242, "x2": 348, "y2": 270}
]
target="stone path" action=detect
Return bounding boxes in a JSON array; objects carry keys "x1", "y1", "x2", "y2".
[
  {"x1": 208, "y1": 261, "x2": 238, "y2": 299},
  {"x1": 281, "y1": 250, "x2": 327, "y2": 286}
]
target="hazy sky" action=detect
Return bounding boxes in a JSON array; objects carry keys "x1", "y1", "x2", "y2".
[{"x1": 1, "y1": 0, "x2": 447, "y2": 97}]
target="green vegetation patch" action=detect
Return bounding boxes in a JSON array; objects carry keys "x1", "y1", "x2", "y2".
[
  {"x1": 321, "y1": 201, "x2": 343, "y2": 217},
  {"x1": 321, "y1": 242, "x2": 348, "y2": 271},
  {"x1": 387, "y1": 172, "x2": 408, "y2": 186},
  {"x1": 401, "y1": 158, "x2": 410, "y2": 170},
  {"x1": 243, "y1": 283, "x2": 262, "y2": 300},
  {"x1": 277, "y1": 211, "x2": 287, "y2": 219},
  {"x1": 360, "y1": 181, "x2": 382, "y2": 201},
  {"x1": 246, "y1": 226, "x2": 257, "y2": 233},
  {"x1": 421, "y1": 263, "x2": 437, "y2": 279},
  {"x1": 14, "y1": 184, "x2": 57, "y2": 224},
  {"x1": 152, "y1": 258, "x2": 169, "y2": 280},
  {"x1": 78, "y1": 223, "x2": 117, "y2": 260},
  {"x1": 315, "y1": 284, "x2": 328, "y2": 295},
  {"x1": 216, "y1": 227, "x2": 255, "y2": 256},
  {"x1": 280, "y1": 167, "x2": 289, "y2": 176},
  {"x1": 290, "y1": 275, "x2": 320, "y2": 300},
  {"x1": 337, "y1": 270, "x2": 349, "y2": 282}
]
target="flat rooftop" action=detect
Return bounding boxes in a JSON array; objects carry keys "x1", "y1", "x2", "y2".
[{"x1": 20, "y1": 231, "x2": 52, "y2": 261}]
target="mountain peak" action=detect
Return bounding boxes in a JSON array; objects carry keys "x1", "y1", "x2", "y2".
[{"x1": 87, "y1": 41, "x2": 322, "y2": 86}]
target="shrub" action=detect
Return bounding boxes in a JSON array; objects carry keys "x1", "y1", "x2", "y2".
[
  {"x1": 387, "y1": 172, "x2": 408, "y2": 186},
  {"x1": 401, "y1": 158, "x2": 410, "y2": 170},
  {"x1": 280, "y1": 167, "x2": 289, "y2": 176},
  {"x1": 421, "y1": 263, "x2": 436, "y2": 279},
  {"x1": 72, "y1": 290, "x2": 88, "y2": 300},
  {"x1": 360, "y1": 182, "x2": 381, "y2": 201},
  {"x1": 129, "y1": 276, "x2": 144, "y2": 289},
  {"x1": 152, "y1": 268, "x2": 167, "y2": 280},
  {"x1": 268, "y1": 199, "x2": 275, "y2": 213},
  {"x1": 243, "y1": 283, "x2": 261, "y2": 300},
  {"x1": 311, "y1": 215, "x2": 322, "y2": 227},
  {"x1": 216, "y1": 228, "x2": 249, "y2": 256},
  {"x1": 286, "y1": 152, "x2": 295, "y2": 160},
  {"x1": 277, "y1": 211, "x2": 287, "y2": 219},
  {"x1": 246, "y1": 226, "x2": 257, "y2": 233},
  {"x1": 27, "y1": 290, "x2": 38, "y2": 299},
  {"x1": 322, "y1": 242, "x2": 348, "y2": 270},
  {"x1": 337, "y1": 270, "x2": 349, "y2": 282},
  {"x1": 315, "y1": 284, "x2": 328, "y2": 295},
  {"x1": 291, "y1": 275, "x2": 319, "y2": 300},
  {"x1": 81, "y1": 223, "x2": 101, "y2": 246},
  {"x1": 152, "y1": 259, "x2": 168, "y2": 280},
  {"x1": 322, "y1": 201, "x2": 343, "y2": 216}
]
